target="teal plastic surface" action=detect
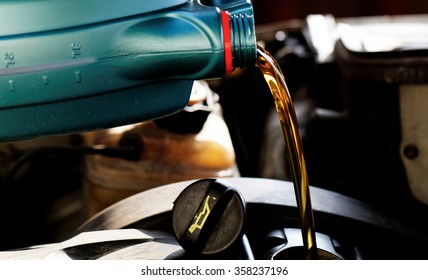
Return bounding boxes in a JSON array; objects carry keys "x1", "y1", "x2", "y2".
[
  {"x1": 0, "y1": 0, "x2": 256, "y2": 141},
  {"x1": 0, "y1": 0, "x2": 190, "y2": 36}
]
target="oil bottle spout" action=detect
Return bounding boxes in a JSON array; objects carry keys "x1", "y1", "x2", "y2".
[{"x1": 200, "y1": 0, "x2": 257, "y2": 69}]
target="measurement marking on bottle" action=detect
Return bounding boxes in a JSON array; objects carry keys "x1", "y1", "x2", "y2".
[
  {"x1": 8, "y1": 80, "x2": 15, "y2": 92},
  {"x1": 43, "y1": 75, "x2": 49, "y2": 85},
  {"x1": 75, "y1": 71, "x2": 81, "y2": 83},
  {"x1": 4, "y1": 51, "x2": 15, "y2": 68},
  {"x1": 71, "y1": 43, "x2": 81, "y2": 59}
]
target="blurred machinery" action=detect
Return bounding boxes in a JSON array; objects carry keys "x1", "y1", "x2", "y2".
[{"x1": 83, "y1": 81, "x2": 238, "y2": 217}]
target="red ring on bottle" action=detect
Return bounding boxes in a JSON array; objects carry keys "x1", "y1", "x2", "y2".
[{"x1": 221, "y1": 11, "x2": 233, "y2": 74}]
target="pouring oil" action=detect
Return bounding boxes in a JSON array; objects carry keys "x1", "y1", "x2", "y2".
[{"x1": 256, "y1": 45, "x2": 318, "y2": 259}]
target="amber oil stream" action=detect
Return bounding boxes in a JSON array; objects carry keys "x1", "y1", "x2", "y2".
[{"x1": 257, "y1": 45, "x2": 318, "y2": 259}]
